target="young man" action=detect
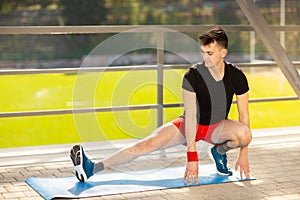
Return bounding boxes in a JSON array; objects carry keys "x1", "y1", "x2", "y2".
[{"x1": 70, "y1": 27, "x2": 252, "y2": 185}]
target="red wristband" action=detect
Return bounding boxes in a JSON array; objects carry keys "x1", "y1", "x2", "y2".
[{"x1": 187, "y1": 151, "x2": 198, "y2": 162}]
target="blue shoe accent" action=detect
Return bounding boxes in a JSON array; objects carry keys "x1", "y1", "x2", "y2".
[
  {"x1": 209, "y1": 146, "x2": 232, "y2": 176},
  {"x1": 70, "y1": 145, "x2": 94, "y2": 182}
]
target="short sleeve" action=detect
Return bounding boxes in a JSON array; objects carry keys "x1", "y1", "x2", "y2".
[
  {"x1": 233, "y1": 69, "x2": 249, "y2": 95},
  {"x1": 182, "y1": 68, "x2": 197, "y2": 92}
]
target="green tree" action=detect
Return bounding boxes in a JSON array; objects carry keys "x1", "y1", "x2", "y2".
[
  {"x1": 105, "y1": 0, "x2": 133, "y2": 25},
  {"x1": 0, "y1": 0, "x2": 57, "y2": 12},
  {"x1": 60, "y1": 0, "x2": 106, "y2": 25}
]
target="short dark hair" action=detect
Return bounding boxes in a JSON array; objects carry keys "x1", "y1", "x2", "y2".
[{"x1": 198, "y1": 26, "x2": 228, "y2": 49}]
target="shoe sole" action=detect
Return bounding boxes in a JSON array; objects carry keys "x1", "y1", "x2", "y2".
[
  {"x1": 208, "y1": 148, "x2": 232, "y2": 176},
  {"x1": 70, "y1": 145, "x2": 87, "y2": 182}
]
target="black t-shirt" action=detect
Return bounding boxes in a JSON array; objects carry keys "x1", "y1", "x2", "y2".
[{"x1": 182, "y1": 62, "x2": 249, "y2": 125}]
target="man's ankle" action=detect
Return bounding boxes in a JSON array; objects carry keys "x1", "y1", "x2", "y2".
[
  {"x1": 216, "y1": 144, "x2": 227, "y2": 155},
  {"x1": 94, "y1": 162, "x2": 104, "y2": 173}
]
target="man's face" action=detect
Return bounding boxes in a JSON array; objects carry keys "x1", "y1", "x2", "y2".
[{"x1": 201, "y1": 41, "x2": 227, "y2": 68}]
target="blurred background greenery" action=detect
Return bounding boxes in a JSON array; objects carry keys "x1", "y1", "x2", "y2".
[
  {"x1": 0, "y1": 0, "x2": 299, "y2": 148},
  {"x1": 0, "y1": 0, "x2": 300, "y2": 64}
]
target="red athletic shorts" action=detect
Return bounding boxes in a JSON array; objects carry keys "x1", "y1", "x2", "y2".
[{"x1": 171, "y1": 117, "x2": 224, "y2": 145}]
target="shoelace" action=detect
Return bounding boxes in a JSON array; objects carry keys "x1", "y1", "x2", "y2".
[{"x1": 219, "y1": 153, "x2": 228, "y2": 167}]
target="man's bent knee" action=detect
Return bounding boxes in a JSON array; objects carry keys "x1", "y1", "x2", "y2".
[{"x1": 238, "y1": 124, "x2": 252, "y2": 147}]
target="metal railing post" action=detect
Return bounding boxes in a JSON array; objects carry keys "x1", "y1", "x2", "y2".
[
  {"x1": 156, "y1": 31, "x2": 167, "y2": 158},
  {"x1": 156, "y1": 31, "x2": 164, "y2": 128}
]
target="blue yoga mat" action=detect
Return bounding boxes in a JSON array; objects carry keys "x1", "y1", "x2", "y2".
[{"x1": 26, "y1": 164, "x2": 254, "y2": 200}]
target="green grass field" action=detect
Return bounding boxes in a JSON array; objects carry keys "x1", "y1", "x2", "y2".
[{"x1": 0, "y1": 67, "x2": 299, "y2": 148}]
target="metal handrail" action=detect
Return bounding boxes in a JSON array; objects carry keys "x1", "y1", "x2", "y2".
[
  {"x1": 0, "y1": 25, "x2": 299, "y2": 120},
  {"x1": 0, "y1": 62, "x2": 299, "y2": 118},
  {"x1": 0, "y1": 96, "x2": 298, "y2": 118},
  {"x1": 1, "y1": 62, "x2": 300, "y2": 75},
  {"x1": 1, "y1": 25, "x2": 300, "y2": 34}
]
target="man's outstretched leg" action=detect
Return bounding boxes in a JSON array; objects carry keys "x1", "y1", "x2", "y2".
[{"x1": 70, "y1": 122, "x2": 186, "y2": 182}]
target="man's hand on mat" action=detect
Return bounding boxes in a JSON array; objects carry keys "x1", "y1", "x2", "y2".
[
  {"x1": 235, "y1": 155, "x2": 250, "y2": 179},
  {"x1": 184, "y1": 162, "x2": 198, "y2": 185}
]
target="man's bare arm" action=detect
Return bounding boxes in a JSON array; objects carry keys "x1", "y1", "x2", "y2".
[
  {"x1": 236, "y1": 92, "x2": 252, "y2": 178},
  {"x1": 182, "y1": 89, "x2": 198, "y2": 184}
]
